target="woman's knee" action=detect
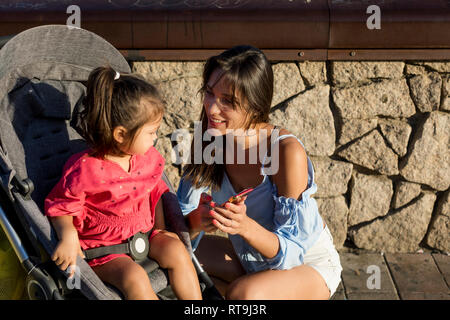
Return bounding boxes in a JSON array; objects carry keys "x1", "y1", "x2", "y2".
[{"x1": 226, "y1": 277, "x2": 264, "y2": 300}]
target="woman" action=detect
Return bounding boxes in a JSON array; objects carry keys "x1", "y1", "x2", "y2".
[{"x1": 177, "y1": 45, "x2": 342, "y2": 299}]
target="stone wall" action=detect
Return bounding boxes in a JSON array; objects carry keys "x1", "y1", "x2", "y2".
[{"x1": 133, "y1": 60, "x2": 450, "y2": 254}]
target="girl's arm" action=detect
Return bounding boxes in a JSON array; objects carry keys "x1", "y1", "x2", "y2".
[
  {"x1": 51, "y1": 215, "x2": 77, "y2": 239},
  {"x1": 212, "y1": 137, "x2": 308, "y2": 259},
  {"x1": 50, "y1": 215, "x2": 85, "y2": 277}
]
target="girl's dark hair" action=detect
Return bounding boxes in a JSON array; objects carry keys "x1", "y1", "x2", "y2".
[
  {"x1": 79, "y1": 66, "x2": 164, "y2": 157},
  {"x1": 183, "y1": 45, "x2": 274, "y2": 190}
]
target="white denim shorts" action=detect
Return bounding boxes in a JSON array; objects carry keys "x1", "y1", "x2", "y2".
[{"x1": 303, "y1": 225, "x2": 343, "y2": 298}]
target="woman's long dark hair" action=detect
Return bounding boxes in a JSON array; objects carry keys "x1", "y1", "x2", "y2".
[
  {"x1": 79, "y1": 66, "x2": 164, "y2": 158},
  {"x1": 182, "y1": 45, "x2": 274, "y2": 191}
]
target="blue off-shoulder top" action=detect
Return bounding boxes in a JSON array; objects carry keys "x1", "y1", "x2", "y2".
[{"x1": 177, "y1": 133, "x2": 324, "y2": 273}]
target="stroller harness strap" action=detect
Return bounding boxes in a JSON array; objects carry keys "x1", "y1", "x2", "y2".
[{"x1": 83, "y1": 230, "x2": 151, "y2": 262}]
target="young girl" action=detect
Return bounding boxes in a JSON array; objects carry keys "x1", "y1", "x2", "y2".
[{"x1": 45, "y1": 66, "x2": 202, "y2": 300}]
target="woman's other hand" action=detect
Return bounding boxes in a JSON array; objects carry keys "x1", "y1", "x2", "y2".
[{"x1": 187, "y1": 192, "x2": 217, "y2": 234}]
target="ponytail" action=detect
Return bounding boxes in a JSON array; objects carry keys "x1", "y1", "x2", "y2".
[{"x1": 80, "y1": 66, "x2": 164, "y2": 157}]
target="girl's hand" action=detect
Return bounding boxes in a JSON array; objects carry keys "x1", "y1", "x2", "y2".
[
  {"x1": 51, "y1": 231, "x2": 85, "y2": 277},
  {"x1": 210, "y1": 196, "x2": 250, "y2": 236},
  {"x1": 187, "y1": 193, "x2": 217, "y2": 234}
]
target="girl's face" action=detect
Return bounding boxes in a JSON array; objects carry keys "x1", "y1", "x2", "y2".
[
  {"x1": 126, "y1": 117, "x2": 161, "y2": 156},
  {"x1": 203, "y1": 68, "x2": 248, "y2": 135}
]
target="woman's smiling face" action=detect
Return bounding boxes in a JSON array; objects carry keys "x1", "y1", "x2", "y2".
[{"x1": 203, "y1": 68, "x2": 248, "y2": 135}]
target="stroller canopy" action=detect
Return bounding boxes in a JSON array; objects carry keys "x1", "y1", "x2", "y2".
[{"x1": 0, "y1": 24, "x2": 130, "y2": 82}]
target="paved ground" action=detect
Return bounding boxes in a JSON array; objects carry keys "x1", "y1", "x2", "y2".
[
  {"x1": 159, "y1": 250, "x2": 450, "y2": 300},
  {"x1": 331, "y1": 251, "x2": 450, "y2": 300}
]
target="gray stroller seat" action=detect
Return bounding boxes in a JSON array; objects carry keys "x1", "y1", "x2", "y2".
[{"x1": 0, "y1": 25, "x2": 212, "y2": 300}]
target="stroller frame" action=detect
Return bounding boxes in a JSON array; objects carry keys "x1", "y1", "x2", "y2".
[{"x1": 0, "y1": 25, "x2": 221, "y2": 300}]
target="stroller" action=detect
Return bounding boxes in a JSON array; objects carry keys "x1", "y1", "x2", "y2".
[{"x1": 0, "y1": 25, "x2": 221, "y2": 300}]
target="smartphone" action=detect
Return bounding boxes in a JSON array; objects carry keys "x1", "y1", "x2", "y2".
[{"x1": 221, "y1": 188, "x2": 254, "y2": 206}]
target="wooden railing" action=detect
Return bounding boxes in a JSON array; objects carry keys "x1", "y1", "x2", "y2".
[{"x1": 0, "y1": 0, "x2": 449, "y2": 60}]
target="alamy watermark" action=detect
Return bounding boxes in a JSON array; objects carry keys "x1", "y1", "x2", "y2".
[
  {"x1": 66, "y1": 5, "x2": 81, "y2": 29},
  {"x1": 366, "y1": 265, "x2": 381, "y2": 290},
  {"x1": 170, "y1": 121, "x2": 281, "y2": 175},
  {"x1": 367, "y1": 5, "x2": 381, "y2": 30},
  {"x1": 66, "y1": 265, "x2": 81, "y2": 290}
]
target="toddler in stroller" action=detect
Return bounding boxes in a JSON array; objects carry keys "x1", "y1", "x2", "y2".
[
  {"x1": 45, "y1": 66, "x2": 202, "y2": 300},
  {"x1": 0, "y1": 25, "x2": 221, "y2": 300}
]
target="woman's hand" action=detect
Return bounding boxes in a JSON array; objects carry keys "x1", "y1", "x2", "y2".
[
  {"x1": 210, "y1": 196, "x2": 251, "y2": 237},
  {"x1": 186, "y1": 193, "x2": 217, "y2": 235}
]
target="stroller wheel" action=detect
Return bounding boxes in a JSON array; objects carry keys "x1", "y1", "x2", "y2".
[
  {"x1": 25, "y1": 265, "x2": 62, "y2": 300},
  {"x1": 26, "y1": 275, "x2": 48, "y2": 300}
]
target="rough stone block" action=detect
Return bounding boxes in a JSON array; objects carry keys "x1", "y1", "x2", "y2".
[
  {"x1": 426, "y1": 190, "x2": 450, "y2": 252},
  {"x1": 405, "y1": 64, "x2": 428, "y2": 76},
  {"x1": 400, "y1": 111, "x2": 450, "y2": 191},
  {"x1": 298, "y1": 61, "x2": 327, "y2": 86},
  {"x1": 378, "y1": 119, "x2": 412, "y2": 157},
  {"x1": 331, "y1": 61, "x2": 404, "y2": 85},
  {"x1": 348, "y1": 172, "x2": 393, "y2": 226},
  {"x1": 272, "y1": 63, "x2": 305, "y2": 106},
  {"x1": 421, "y1": 62, "x2": 450, "y2": 73},
  {"x1": 337, "y1": 130, "x2": 399, "y2": 176},
  {"x1": 311, "y1": 157, "x2": 353, "y2": 198},
  {"x1": 393, "y1": 181, "x2": 422, "y2": 209},
  {"x1": 408, "y1": 72, "x2": 442, "y2": 112},
  {"x1": 332, "y1": 79, "x2": 416, "y2": 120},
  {"x1": 315, "y1": 196, "x2": 348, "y2": 248},
  {"x1": 441, "y1": 76, "x2": 450, "y2": 111},
  {"x1": 351, "y1": 192, "x2": 436, "y2": 252},
  {"x1": 132, "y1": 61, "x2": 204, "y2": 82},
  {"x1": 269, "y1": 85, "x2": 335, "y2": 156},
  {"x1": 338, "y1": 119, "x2": 378, "y2": 146}
]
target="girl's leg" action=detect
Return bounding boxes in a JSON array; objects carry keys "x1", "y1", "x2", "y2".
[
  {"x1": 148, "y1": 231, "x2": 202, "y2": 300},
  {"x1": 91, "y1": 256, "x2": 158, "y2": 300},
  {"x1": 226, "y1": 264, "x2": 330, "y2": 300}
]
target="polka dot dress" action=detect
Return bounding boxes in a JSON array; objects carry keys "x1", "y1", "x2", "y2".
[{"x1": 45, "y1": 147, "x2": 169, "y2": 267}]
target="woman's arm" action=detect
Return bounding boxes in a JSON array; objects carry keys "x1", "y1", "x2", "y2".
[
  {"x1": 211, "y1": 137, "x2": 308, "y2": 259},
  {"x1": 154, "y1": 197, "x2": 166, "y2": 230},
  {"x1": 213, "y1": 200, "x2": 280, "y2": 259},
  {"x1": 271, "y1": 137, "x2": 308, "y2": 200}
]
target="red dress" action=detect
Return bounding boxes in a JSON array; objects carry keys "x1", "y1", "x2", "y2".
[{"x1": 44, "y1": 147, "x2": 169, "y2": 267}]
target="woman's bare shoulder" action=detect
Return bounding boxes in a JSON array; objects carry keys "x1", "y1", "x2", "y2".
[
  {"x1": 271, "y1": 128, "x2": 308, "y2": 199},
  {"x1": 274, "y1": 127, "x2": 305, "y2": 156}
]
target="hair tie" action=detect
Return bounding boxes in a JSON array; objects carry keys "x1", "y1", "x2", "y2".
[{"x1": 114, "y1": 71, "x2": 120, "y2": 80}]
